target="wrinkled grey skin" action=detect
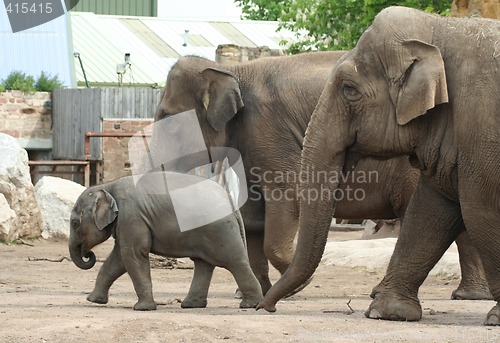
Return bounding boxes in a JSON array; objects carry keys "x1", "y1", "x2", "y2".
[
  {"x1": 258, "y1": 7, "x2": 499, "y2": 325},
  {"x1": 155, "y1": 51, "x2": 488, "y2": 300},
  {"x1": 69, "y1": 172, "x2": 263, "y2": 310}
]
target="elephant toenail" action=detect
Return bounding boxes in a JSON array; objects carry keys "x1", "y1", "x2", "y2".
[
  {"x1": 366, "y1": 309, "x2": 382, "y2": 319},
  {"x1": 485, "y1": 315, "x2": 500, "y2": 326}
]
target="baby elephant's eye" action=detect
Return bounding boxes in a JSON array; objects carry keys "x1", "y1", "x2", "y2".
[
  {"x1": 342, "y1": 82, "x2": 362, "y2": 101},
  {"x1": 71, "y1": 218, "x2": 81, "y2": 230}
]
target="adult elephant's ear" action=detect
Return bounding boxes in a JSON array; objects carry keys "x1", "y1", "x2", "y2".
[
  {"x1": 92, "y1": 190, "x2": 119, "y2": 231},
  {"x1": 201, "y1": 68, "x2": 244, "y2": 131},
  {"x1": 391, "y1": 39, "x2": 449, "y2": 125}
]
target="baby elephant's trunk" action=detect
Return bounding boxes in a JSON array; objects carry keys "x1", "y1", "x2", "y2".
[{"x1": 69, "y1": 243, "x2": 96, "y2": 270}]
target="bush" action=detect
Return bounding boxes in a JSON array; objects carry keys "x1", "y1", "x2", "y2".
[
  {"x1": 35, "y1": 71, "x2": 64, "y2": 92},
  {"x1": 2, "y1": 71, "x2": 36, "y2": 92},
  {"x1": 0, "y1": 71, "x2": 65, "y2": 92}
]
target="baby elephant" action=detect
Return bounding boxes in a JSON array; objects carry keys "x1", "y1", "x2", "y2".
[{"x1": 69, "y1": 171, "x2": 263, "y2": 310}]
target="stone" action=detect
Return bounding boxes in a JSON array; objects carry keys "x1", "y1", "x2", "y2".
[
  {"x1": 0, "y1": 133, "x2": 44, "y2": 241},
  {"x1": 322, "y1": 238, "x2": 460, "y2": 277},
  {"x1": 35, "y1": 176, "x2": 86, "y2": 239},
  {"x1": 452, "y1": 0, "x2": 500, "y2": 18},
  {"x1": 0, "y1": 194, "x2": 16, "y2": 238}
]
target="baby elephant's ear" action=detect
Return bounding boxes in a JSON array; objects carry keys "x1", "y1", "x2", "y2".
[{"x1": 93, "y1": 190, "x2": 119, "y2": 231}]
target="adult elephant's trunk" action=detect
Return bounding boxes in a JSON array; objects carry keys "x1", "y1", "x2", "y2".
[
  {"x1": 69, "y1": 242, "x2": 96, "y2": 270},
  {"x1": 257, "y1": 81, "x2": 352, "y2": 312}
]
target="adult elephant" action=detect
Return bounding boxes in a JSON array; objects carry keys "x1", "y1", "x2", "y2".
[
  {"x1": 154, "y1": 50, "x2": 488, "y2": 299},
  {"x1": 257, "y1": 7, "x2": 499, "y2": 325}
]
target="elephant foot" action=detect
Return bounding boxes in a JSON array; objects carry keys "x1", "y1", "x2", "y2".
[
  {"x1": 181, "y1": 297, "x2": 207, "y2": 308},
  {"x1": 239, "y1": 296, "x2": 262, "y2": 309},
  {"x1": 234, "y1": 288, "x2": 242, "y2": 299},
  {"x1": 87, "y1": 291, "x2": 108, "y2": 304},
  {"x1": 285, "y1": 276, "x2": 313, "y2": 298},
  {"x1": 133, "y1": 299, "x2": 157, "y2": 311},
  {"x1": 485, "y1": 304, "x2": 500, "y2": 326},
  {"x1": 451, "y1": 285, "x2": 492, "y2": 300},
  {"x1": 365, "y1": 292, "x2": 422, "y2": 322}
]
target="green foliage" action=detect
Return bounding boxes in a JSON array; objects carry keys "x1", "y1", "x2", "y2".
[
  {"x1": 2, "y1": 71, "x2": 36, "y2": 92},
  {"x1": 235, "y1": 0, "x2": 287, "y2": 20},
  {"x1": 35, "y1": 71, "x2": 64, "y2": 92},
  {"x1": 235, "y1": 0, "x2": 451, "y2": 52},
  {"x1": 1, "y1": 71, "x2": 64, "y2": 92}
]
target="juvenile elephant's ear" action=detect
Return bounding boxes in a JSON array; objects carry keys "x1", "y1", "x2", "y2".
[
  {"x1": 92, "y1": 190, "x2": 119, "y2": 231},
  {"x1": 390, "y1": 39, "x2": 449, "y2": 125},
  {"x1": 201, "y1": 68, "x2": 244, "y2": 131}
]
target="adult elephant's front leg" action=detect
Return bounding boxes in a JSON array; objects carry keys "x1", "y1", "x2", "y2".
[
  {"x1": 367, "y1": 178, "x2": 463, "y2": 321},
  {"x1": 263, "y1": 198, "x2": 299, "y2": 275},
  {"x1": 240, "y1": 199, "x2": 271, "y2": 294}
]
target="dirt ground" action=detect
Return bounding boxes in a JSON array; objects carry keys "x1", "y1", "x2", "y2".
[{"x1": 0, "y1": 231, "x2": 498, "y2": 343}]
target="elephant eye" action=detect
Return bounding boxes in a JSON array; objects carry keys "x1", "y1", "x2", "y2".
[
  {"x1": 342, "y1": 82, "x2": 362, "y2": 101},
  {"x1": 71, "y1": 218, "x2": 80, "y2": 230}
]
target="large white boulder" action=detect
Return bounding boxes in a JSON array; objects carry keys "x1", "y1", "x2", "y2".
[
  {"x1": 35, "y1": 176, "x2": 86, "y2": 239},
  {"x1": 0, "y1": 193, "x2": 16, "y2": 238},
  {"x1": 322, "y1": 238, "x2": 460, "y2": 277},
  {"x1": 0, "y1": 133, "x2": 44, "y2": 241}
]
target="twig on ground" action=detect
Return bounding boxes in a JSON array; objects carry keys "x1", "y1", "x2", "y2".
[
  {"x1": 346, "y1": 299, "x2": 354, "y2": 314},
  {"x1": 19, "y1": 239, "x2": 34, "y2": 247},
  {"x1": 28, "y1": 256, "x2": 69, "y2": 262}
]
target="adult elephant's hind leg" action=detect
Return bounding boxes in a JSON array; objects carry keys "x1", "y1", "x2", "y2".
[
  {"x1": 366, "y1": 178, "x2": 463, "y2": 322},
  {"x1": 181, "y1": 258, "x2": 215, "y2": 308},
  {"x1": 452, "y1": 230, "x2": 492, "y2": 300},
  {"x1": 462, "y1": 204, "x2": 500, "y2": 326}
]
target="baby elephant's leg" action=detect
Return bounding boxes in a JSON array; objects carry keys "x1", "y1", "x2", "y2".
[
  {"x1": 121, "y1": 235, "x2": 156, "y2": 311},
  {"x1": 87, "y1": 243, "x2": 126, "y2": 304},
  {"x1": 182, "y1": 258, "x2": 215, "y2": 308},
  {"x1": 227, "y1": 259, "x2": 264, "y2": 308}
]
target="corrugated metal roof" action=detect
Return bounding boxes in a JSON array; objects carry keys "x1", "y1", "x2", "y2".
[
  {"x1": 0, "y1": 8, "x2": 75, "y2": 87},
  {"x1": 70, "y1": 12, "x2": 302, "y2": 87}
]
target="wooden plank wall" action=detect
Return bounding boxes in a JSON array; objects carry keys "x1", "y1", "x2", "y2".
[{"x1": 52, "y1": 87, "x2": 163, "y2": 160}]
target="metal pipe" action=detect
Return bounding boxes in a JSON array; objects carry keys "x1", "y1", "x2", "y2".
[{"x1": 74, "y1": 52, "x2": 90, "y2": 88}]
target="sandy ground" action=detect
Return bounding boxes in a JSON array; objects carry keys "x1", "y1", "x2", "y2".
[{"x1": 0, "y1": 231, "x2": 498, "y2": 343}]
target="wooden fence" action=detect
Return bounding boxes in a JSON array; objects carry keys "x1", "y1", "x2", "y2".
[{"x1": 52, "y1": 87, "x2": 163, "y2": 160}]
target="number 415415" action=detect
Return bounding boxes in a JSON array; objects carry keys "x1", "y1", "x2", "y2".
[{"x1": 5, "y1": 2, "x2": 53, "y2": 14}]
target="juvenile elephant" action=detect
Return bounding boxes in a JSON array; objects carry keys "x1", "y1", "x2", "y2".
[
  {"x1": 258, "y1": 7, "x2": 499, "y2": 325},
  {"x1": 69, "y1": 171, "x2": 263, "y2": 310},
  {"x1": 154, "y1": 51, "x2": 489, "y2": 299}
]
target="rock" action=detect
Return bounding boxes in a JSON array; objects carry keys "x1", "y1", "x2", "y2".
[
  {"x1": 362, "y1": 219, "x2": 400, "y2": 239},
  {"x1": 451, "y1": 0, "x2": 500, "y2": 18},
  {"x1": 35, "y1": 176, "x2": 86, "y2": 239},
  {"x1": 0, "y1": 133, "x2": 44, "y2": 241},
  {"x1": 322, "y1": 238, "x2": 460, "y2": 277},
  {"x1": 0, "y1": 193, "x2": 16, "y2": 237}
]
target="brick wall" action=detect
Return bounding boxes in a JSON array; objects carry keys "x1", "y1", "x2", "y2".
[
  {"x1": 101, "y1": 119, "x2": 153, "y2": 182},
  {"x1": 0, "y1": 91, "x2": 52, "y2": 150}
]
